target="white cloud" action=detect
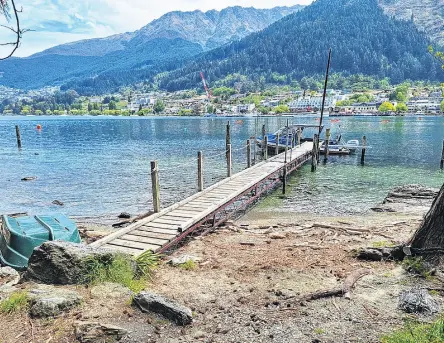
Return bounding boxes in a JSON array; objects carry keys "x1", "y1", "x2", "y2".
[{"x1": 1, "y1": 0, "x2": 313, "y2": 57}]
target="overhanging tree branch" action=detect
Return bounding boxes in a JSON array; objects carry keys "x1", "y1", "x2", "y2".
[{"x1": 0, "y1": 0, "x2": 26, "y2": 60}]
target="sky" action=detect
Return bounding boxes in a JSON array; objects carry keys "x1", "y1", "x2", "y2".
[{"x1": 0, "y1": 0, "x2": 312, "y2": 57}]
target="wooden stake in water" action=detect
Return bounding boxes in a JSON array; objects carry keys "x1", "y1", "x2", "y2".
[
  {"x1": 440, "y1": 140, "x2": 444, "y2": 170},
  {"x1": 198, "y1": 151, "x2": 204, "y2": 191},
  {"x1": 227, "y1": 144, "x2": 232, "y2": 177},
  {"x1": 264, "y1": 135, "x2": 268, "y2": 160},
  {"x1": 311, "y1": 134, "x2": 318, "y2": 172},
  {"x1": 15, "y1": 125, "x2": 22, "y2": 149},
  {"x1": 262, "y1": 124, "x2": 266, "y2": 158},
  {"x1": 226, "y1": 121, "x2": 231, "y2": 160},
  {"x1": 284, "y1": 119, "x2": 289, "y2": 164},
  {"x1": 150, "y1": 161, "x2": 160, "y2": 213},
  {"x1": 323, "y1": 128, "x2": 331, "y2": 162},
  {"x1": 275, "y1": 133, "x2": 280, "y2": 155},
  {"x1": 361, "y1": 135, "x2": 367, "y2": 166},
  {"x1": 297, "y1": 127, "x2": 302, "y2": 146},
  {"x1": 282, "y1": 166, "x2": 287, "y2": 195},
  {"x1": 247, "y1": 139, "x2": 251, "y2": 168}
]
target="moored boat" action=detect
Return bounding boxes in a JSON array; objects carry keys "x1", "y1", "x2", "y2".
[{"x1": 0, "y1": 214, "x2": 81, "y2": 270}]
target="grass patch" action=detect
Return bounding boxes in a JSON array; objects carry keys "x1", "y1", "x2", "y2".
[
  {"x1": 178, "y1": 260, "x2": 197, "y2": 271},
  {"x1": 372, "y1": 241, "x2": 395, "y2": 248},
  {"x1": 84, "y1": 251, "x2": 160, "y2": 293},
  {"x1": 314, "y1": 328, "x2": 325, "y2": 335},
  {"x1": 382, "y1": 317, "x2": 444, "y2": 343},
  {"x1": 402, "y1": 257, "x2": 434, "y2": 279},
  {"x1": 0, "y1": 291, "x2": 29, "y2": 314}
]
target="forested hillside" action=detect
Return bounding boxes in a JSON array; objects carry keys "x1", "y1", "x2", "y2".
[{"x1": 158, "y1": 0, "x2": 441, "y2": 92}]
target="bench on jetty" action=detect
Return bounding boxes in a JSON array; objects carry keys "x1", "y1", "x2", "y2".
[{"x1": 90, "y1": 141, "x2": 315, "y2": 256}]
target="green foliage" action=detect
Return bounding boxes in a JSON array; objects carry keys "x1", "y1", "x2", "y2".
[
  {"x1": 135, "y1": 250, "x2": 160, "y2": 279},
  {"x1": 179, "y1": 260, "x2": 197, "y2": 271},
  {"x1": 396, "y1": 102, "x2": 408, "y2": 113},
  {"x1": 84, "y1": 253, "x2": 158, "y2": 292},
  {"x1": 212, "y1": 86, "x2": 236, "y2": 98},
  {"x1": 428, "y1": 45, "x2": 444, "y2": 69},
  {"x1": 274, "y1": 104, "x2": 290, "y2": 114},
  {"x1": 242, "y1": 94, "x2": 263, "y2": 106},
  {"x1": 0, "y1": 291, "x2": 29, "y2": 314},
  {"x1": 153, "y1": 100, "x2": 165, "y2": 114},
  {"x1": 379, "y1": 101, "x2": 395, "y2": 113},
  {"x1": 382, "y1": 317, "x2": 444, "y2": 343},
  {"x1": 440, "y1": 100, "x2": 444, "y2": 113},
  {"x1": 350, "y1": 93, "x2": 374, "y2": 103},
  {"x1": 258, "y1": 106, "x2": 270, "y2": 115},
  {"x1": 402, "y1": 257, "x2": 433, "y2": 278},
  {"x1": 178, "y1": 108, "x2": 192, "y2": 115},
  {"x1": 390, "y1": 84, "x2": 409, "y2": 102}
]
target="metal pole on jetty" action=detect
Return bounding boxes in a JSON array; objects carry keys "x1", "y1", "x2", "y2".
[
  {"x1": 440, "y1": 140, "x2": 444, "y2": 170},
  {"x1": 323, "y1": 128, "x2": 331, "y2": 163},
  {"x1": 227, "y1": 144, "x2": 232, "y2": 177},
  {"x1": 150, "y1": 161, "x2": 161, "y2": 213},
  {"x1": 311, "y1": 134, "x2": 318, "y2": 172},
  {"x1": 247, "y1": 139, "x2": 251, "y2": 168},
  {"x1": 15, "y1": 125, "x2": 22, "y2": 149},
  {"x1": 317, "y1": 48, "x2": 332, "y2": 163},
  {"x1": 361, "y1": 136, "x2": 367, "y2": 166},
  {"x1": 198, "y1": 151, "x2": 204, "y2": 191}
]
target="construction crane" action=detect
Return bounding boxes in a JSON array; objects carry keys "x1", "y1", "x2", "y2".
[{"x1": 200, "y1": 72, "x2": 212, "y2": 100}]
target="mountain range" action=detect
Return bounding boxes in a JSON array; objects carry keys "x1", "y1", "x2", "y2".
[
  {"x1": 0, "y1": 0, "x2": 442, "y2": 94},
  {"x1": 0, "y1": 5, "x2": 303, "y2": 91}
]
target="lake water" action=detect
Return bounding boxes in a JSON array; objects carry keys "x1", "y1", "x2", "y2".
[{"x1": 0, "y1": 115, "x2": 443, "y2": 219}]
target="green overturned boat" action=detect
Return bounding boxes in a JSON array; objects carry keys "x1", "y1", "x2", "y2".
[{"x1": 0, "y1": 214, "x2": 81, "y2": 270}]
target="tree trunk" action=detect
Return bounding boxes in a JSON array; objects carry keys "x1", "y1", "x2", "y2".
[{"x1": 410, "y1": 183, "x2": 444, "y2": 252}]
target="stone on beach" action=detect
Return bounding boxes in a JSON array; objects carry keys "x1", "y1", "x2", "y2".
[
  {"x1": 133, "y1": 291, "x2": 193, "y2": 326},
  {"x1": 24, "y1": 241, "x2": 129, "y2": 285},
  {"x1": 399, "y1": 288, "x2": 439, "y2": 315},
  {"x1": 75, "y1": 321, "x2": 128, "y2": 343},
  {"x1": 29, "y1": 284, "x2": 82, "y2": 318}
]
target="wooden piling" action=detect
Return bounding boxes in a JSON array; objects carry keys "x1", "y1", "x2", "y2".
[
  {"x1": 227, "y1": 143, "x2": 232, "y2": 177},
  {"x1": 262, "y1": 124, "x2": 266, "y2": 158},
  {"x1": 15, "y1": 125, "x2": 22, "y2": 149},
  {"x1": 150, "y1": 161, "x2": 160, "y2": 213},
  {"x1": 198, "y1": 151, "x2": 204, "y2": 191},
  {"x1": 282, "y1": 166, "x2": 287, "y2": 195},
  {"x1": 311, "y1": 134, "x2": 318, "y2": 172},
  {"x1": 361, "y1": 135, "x2": 367, "y2": 166},
  {"x1": 323, "y1": 128, "x2": 331, "y2": 162},
  {"x1": 226, "y1": 121, "x2": 231, "y2": 160},
  {"x1": 440, "y1": 140, "x2": 444, "y2": 170},
  {"x1": 247, "y1": 139, "x2": 252, "y2": 168},
  {"x1": 275, "y1": 133, "x2": 280, "y2": 155},
  {"x1": 284, "y1": 119, "x2": 289, "y2": 164},
  {"x1": 297, "y1": 127, "x2": 302, "y2": 146},
  {"x1": 264, "y1": 136, "x2": 268, "y2": 160}
]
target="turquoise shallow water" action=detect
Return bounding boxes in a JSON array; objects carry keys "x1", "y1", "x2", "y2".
[{"x1": 0, "y1": 115, "x2": 443, "y2": 217}]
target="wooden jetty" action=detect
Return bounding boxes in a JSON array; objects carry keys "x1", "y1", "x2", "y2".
[{"x1": 90, "y1": 141, "x2": 315, "y2": 256}]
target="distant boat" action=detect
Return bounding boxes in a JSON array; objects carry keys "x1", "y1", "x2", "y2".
[
  {"x1": 0, "y1": 214, "x2": 81, "y2": 270},
  {"x1": 320, "y1": 138, "x2": 360, "y2": 155}
]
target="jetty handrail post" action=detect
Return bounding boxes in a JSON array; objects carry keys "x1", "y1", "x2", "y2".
[
  {"x1": 311, "y1": 134, "x2": 318, "y2": 172},
  {"x1": 227, "y1": 143, "x2": 232, "y2": 177},
  {"x1": 264, "y1": 135, "x2": 268, "y2": 160},
  {"x1": 150, "y1": 161, "x2": 161, "y2": 213},
  {"x1": 15, "y1": 125, "x2": 22, "y2": 149},
  {"x1": 440, "y1": 140, "x2": 444, "y2": 170},
  {"x1": 284, "y1": 119, "x2": 289, "y2": 164},
  {"x1": 297, "y1": 127, "x2": 302, "y2": 146},
  {"x1": 323, "y1": 128, "x2": 331, "y2": 162},
  {"x1": 225, "y1": 121, "x2": 231, "y2": 161},
  {"x1": 361, "y1": 135, "x2": 367, "y2": 166},
  {"x1": 247, "y1": 139, "x2": 251, "y2": 168},
  {"x1": 275, "y1": 133, "x2": 280, "y2": 155},
  {"x1": 198, "y1": 151, "x2": 204, "y2": 192}
]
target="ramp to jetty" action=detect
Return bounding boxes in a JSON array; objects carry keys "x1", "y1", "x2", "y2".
[{"x1": 90, "y1": 141, "x2": 315, "y2": 255}]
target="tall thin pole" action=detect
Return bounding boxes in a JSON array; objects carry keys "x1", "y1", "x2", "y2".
[
  {"x1": 150, "y1": 161, "x2": 160, "y2": 213},
  {"x1": 227, "y1": 144, "x2": 232, "y2": 177},
  {"x1": 441, "y1": 140, "x2": 444, "y2": 170},
  {"x1": 15, "y1": 125, "x2": 22, "y2": 149},
  {"x1": 226, "y1": 121, "x2": 231, "y2": 161},
  {"x1": 284, "y1": 119, "x2": 289, "y2": 164},
  {"x1": 198, "y1": 151, "x2": 204, "y2": 191},
  {"x1": 317, "y1": 48, "x2": 332, "y2": 163},
  {"x1": 247, "y1": 139, "x2": 251, "y2": 168}
]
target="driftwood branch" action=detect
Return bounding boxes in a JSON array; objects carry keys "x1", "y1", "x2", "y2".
[{"x1": 297, "y1": 268, "x2": 372, "y2": 303}]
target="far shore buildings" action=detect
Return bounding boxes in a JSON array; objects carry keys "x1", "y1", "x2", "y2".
[{"x1": 289, "y1": 96, "x2": 337, "y2": 112}]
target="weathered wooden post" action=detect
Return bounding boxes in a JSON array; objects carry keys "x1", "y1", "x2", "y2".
[
  {"x1": 361, "y1": 135, "x2": 367, "y2": 166},
  {"x1": 150, "y1": 161, "x2": 160, "y2": 213},
  {"x1": 226, "y1": 121, "x2": 231, "y2": 160},
  {"x1": 275, "y1": 133, "x2": 280, "y2": 155},
  {"x1": 297, "y1": 127, "x2": 302, "y2": 146},
  {"x1": 227, "y1": 143, "x2": 232, "y2": 177},
  {"x1": 323, "y1": 128, "x2": 331, "y2": 162},
  {"x1": 311, "y1": 134, "x2": 318, "y2": 172},
  {"x1": 198, "y1": 151, "x2": 204, "y2": 191},
  {"x1": 284, "y1": 119, "x2": 289, "y2": 164},
  {"x1": 440, "y1": 140, "x2": 444, "y2": 170},
  {"x1": 262, "y1": 124, "x2": 266, "y2": 159},
  {"x1": 282, "y1": 166, "x2": 287, "y2": 195},
  {"x1": 264, "y1": 135, "x2": 268, "y2": 160},
  {"x1": 247, "y1": 139, "x2": 251, "y2": 168},
  {"x1": 15, "y1": 125, "x2": 22, "y2": 149}
]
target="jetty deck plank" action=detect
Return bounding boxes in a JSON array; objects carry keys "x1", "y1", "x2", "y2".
[{"x1": 91, "y1": 142, "x2": 314, "y2": 255}]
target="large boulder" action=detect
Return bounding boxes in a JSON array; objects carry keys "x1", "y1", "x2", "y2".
[
  {"x1": 74, "y1": 321, "x2": 127, "y2": 343},
  {"x1": 24, "y1": 241, "x2": 127, "y2": 285},
  {"x1": 399, "y1": 288, "x2": 440, "y2": 315},
  {"x1": 29, "y1": 285, "x2": 82, "y2": 318},
  {"x1": 133, "y1": 292, "x2": 193, "y2": 326}
]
